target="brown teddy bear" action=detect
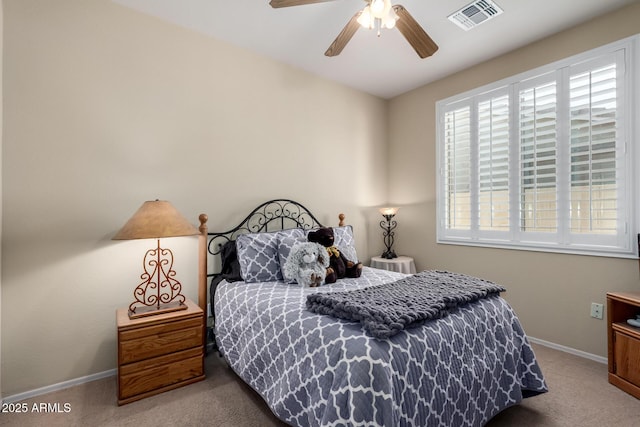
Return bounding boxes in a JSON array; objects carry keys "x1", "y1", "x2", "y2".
[{"x1": 307, "y1": 227, "x2": 363, "y2": 284}]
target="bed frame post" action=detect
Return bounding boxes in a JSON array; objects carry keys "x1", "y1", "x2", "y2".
[
  {"x1": 198, "y1": 214, "x2": 208, "y2": 353},
  {"x1": 339, "y1": 213, "x2": 345, "y2": 227},
  {"x1": 198, "y1": 214, "x2": 208, "y2": 315}
]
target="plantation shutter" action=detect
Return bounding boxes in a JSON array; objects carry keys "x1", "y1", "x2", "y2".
[
  {"x1": 477, "y1": 94, "x2": 510, "y2": 231},
  {"x1": 568, "y1": 58, "x2": 620, "y2": 237},
  {"x1": 519, "y1": 78, "x2": 558, "y2": 233},
  {"x1": 443, "y1": 106, "x2": 472, "y2": 231}
]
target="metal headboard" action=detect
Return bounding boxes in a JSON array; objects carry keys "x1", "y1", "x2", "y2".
[
  {"x1": 197, "y1": 199, "x2": 345, "y2": 348},
  {"x1": 200, "y1": 199, "x2": 324, "y2": 279}
]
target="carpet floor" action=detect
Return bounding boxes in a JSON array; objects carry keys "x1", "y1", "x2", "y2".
[{"x1": 1, "y1": 343, "x2": 640, "y2": 426}]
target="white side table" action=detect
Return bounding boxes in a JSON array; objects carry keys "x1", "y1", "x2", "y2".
[{"x1": 370, "y1": 256, "x2": 416, "y2": 274}]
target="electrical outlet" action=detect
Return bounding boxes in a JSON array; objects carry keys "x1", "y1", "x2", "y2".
[{"x1": 590, "y1": 302, "x2": 604, "y2": 319}]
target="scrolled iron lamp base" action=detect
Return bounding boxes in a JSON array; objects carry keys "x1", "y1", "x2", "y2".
[{"x1": 379, "y1": 207, "x2": 399, "y2": 259}]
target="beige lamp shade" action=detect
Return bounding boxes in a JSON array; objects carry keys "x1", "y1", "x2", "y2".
[{"x1": 113, "y1": 200, "x2": 199, "y2": 240}]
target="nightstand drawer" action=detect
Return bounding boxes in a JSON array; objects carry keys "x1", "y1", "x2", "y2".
[
  {"x1": 119, "y1": 318, "x2": 203, "y2": 364},
  {"x1": 119, "y1": 347, "x2": 203, "y2": 400},
  {"x1": 119, "y1": 317, "x2": 201, "y2": 341}
]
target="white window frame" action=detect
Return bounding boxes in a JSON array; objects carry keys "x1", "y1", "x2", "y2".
[{"x1": 436, "y1": 35, "x2": 640, "y2": 258}]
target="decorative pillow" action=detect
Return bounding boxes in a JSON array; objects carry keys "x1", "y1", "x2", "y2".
[
  {"x1": 277, "y1": 228, "x2": 306, "y2": 283},
  {"x1": 209, "y1": 240, "x2": 242, "y2": 322},
  {"x1": 219, "y1": 240, "x2": 242, "y2": 282},
  {"x1": 236, "y1": 226, "x2": 357, "y2": 284},
  {"x1": 306, "y1": 225, "x2": 359, "y2": 264},
  {"x1": 333, "y1": 225, "x2": 359, "y2": 263},
  {"x1": 236, "y1": 231, "x2": 282, "y2": 283}
]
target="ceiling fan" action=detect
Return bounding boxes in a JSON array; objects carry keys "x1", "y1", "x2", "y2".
[{"x1": 269, "y1": 0, "x2": 438, "y2": 58}]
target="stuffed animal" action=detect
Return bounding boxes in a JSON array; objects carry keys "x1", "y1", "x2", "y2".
[
  {"x1": 307, "y1": 227, "x2": 363, "y2": 284},
  {"x1": 282, "y1": 242, "x2": 330, "y2": 287}
]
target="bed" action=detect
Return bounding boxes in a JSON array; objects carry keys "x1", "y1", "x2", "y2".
[{"x1": 196, "y1": 199, "x2": 547, "y2": 426}]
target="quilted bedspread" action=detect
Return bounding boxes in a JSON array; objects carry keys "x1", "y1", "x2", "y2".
[{"x1": 215, "y1": 267, "x2": 547, "y2": 427}]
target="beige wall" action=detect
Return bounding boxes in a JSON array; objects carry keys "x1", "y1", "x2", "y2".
[
  {"x1": 1, "y1": 0, "x2": 388, "y2": 396},
  {"x1": 388, "y1": 2, "x2": 640, "y2": 358}
]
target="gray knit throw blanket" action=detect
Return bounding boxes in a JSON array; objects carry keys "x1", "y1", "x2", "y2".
[{"x1": 306, "y1": 270, "x2": 506, "y2": 339}]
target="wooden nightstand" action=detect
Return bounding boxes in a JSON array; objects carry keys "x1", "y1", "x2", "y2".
[
  {"x1": 116, "y1": 298, "x2": 205, "y2": 405},
  {"x1": 607, "y1": 292, "x2": 640, "y2": 399}
]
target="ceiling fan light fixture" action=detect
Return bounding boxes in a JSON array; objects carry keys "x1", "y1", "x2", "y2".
[
  {"x1": 360, "y1": 0, "x2": 397, "y2": 31},
  {"x1": 272, "y1": 0, "x2": 438, "y2": 59},
  {"x1": 357, "y1": 5, "x2": 374, "y2": 29},
  {"x1": 383, "y1": 6, "x2": 398, "y2": 29},
  {"x1": 370, "y1": 0, "x2": 386, "y2": 16}
]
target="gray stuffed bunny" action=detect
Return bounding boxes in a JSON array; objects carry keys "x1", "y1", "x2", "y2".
[{"x1": 283, "y1": 242, "x2": 330, "y2": 287}]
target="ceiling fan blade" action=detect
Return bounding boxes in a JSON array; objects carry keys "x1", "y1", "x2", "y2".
[
  {"x1": 393, "y1": 5, "x2": 439, "y2": 59},
  {"x1": 269, "y1": 0, "x2": 337, "y2": 8},
  {"x1": 325, "y1": 11, "x2": 361, "y2": 57}
]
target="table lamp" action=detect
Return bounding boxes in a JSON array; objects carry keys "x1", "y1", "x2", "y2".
[
  {"x1": 379, "y1": 207, "x2": 399, "y2": 259},
  {"x1": 113, "y1": 200, "x2": 199, "y2": 319}
]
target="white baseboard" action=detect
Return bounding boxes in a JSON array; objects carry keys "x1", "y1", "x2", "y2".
[
  {"x1": 0, "y1": 337, "x2": 607, "y2": 405},
  {"x1": 528, "y1": 336, "x2": 608, "y2": 364},
  {"x1": 2, "y1": 369, "x2": 116, "y2": 404}
]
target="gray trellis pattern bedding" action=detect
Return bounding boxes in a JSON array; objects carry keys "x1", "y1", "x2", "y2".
[
  {"x1": 215, "y1": 267, "x2": 547, "y2": 427},
  {"x1": 236, "y1": 231, "x2": 283, "y2": 283},
  {"x1": 307, "y1": 270, "x2": 506, "y2": 338}
]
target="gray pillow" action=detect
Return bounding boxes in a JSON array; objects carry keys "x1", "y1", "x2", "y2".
[
  {"x1": 277, "y1": 229, "x2": 307, "y2": 283},
  {"x1": 333, "y1": 225, "x2": 359, "y2": 263},
  {"x1": 236, "y1": 231, "x2": 282, "y2": 283},
  {"x1": 236, "y1": 228, "x2": 308, "y2": 283}
]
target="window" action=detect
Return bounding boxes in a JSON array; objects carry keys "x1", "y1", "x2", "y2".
[{"x1": 437, "y1": 36, "x2": 638, "y2": 258}]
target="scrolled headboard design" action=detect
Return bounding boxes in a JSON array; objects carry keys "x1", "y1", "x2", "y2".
[
  {"x1": 197, "y1": 199, "x2": 345, "y2": 314},
  {"x1": 205, "y1": 199, "x2": 324, "y2": 258}
]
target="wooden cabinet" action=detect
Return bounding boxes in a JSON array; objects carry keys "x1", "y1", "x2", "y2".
[
  {"x1": 116, "y1": 299, "x2": 205, "y2": 405},
  {"x1": 607, "y1": 292, "x2": 640, "y2": 399}
]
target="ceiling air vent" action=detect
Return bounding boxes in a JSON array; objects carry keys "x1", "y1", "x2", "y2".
[{"x1": 448, "y1": 0, "x2": 504, "y2": 31}]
